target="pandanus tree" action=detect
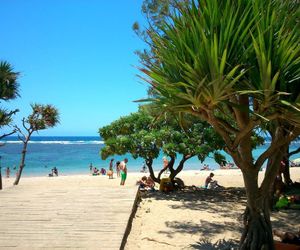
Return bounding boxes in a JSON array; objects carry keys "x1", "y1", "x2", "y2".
[
  {"x1": 14, "y1": 104, "x2": 59, "y2": 185},
  {"x1": 0, "y1": 61, "x2": 19, "y2": 139},
  {"x1": 137, "y1": 0, "x2": 300, "y2": 248},
  {"x1": 263, "y1": 0, "x2": 300, "y2": 187},
  {"x1": 99, "y1": 109, "x2": 226, "y2": 184}
]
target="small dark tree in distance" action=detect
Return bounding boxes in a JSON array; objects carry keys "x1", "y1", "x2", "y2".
[{"x1": 14, "y1": 104, "x2": 59, "y2": 185}]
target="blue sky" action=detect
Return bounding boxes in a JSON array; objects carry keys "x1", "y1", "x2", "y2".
[{"x1": 1, "y1": 0, "x2": 148, "y2": 136}]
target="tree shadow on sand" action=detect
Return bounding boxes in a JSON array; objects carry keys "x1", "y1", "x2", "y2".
[
  {"x1": 139, "y1": 187, "x2": 300, "y2": 249},
  {"x1": 142, "y1": 187, "x2": 247, "y2": 219},
  {"x1": 189, "y1": 239, "x2": 239, "y2": 250},
  {"x1": 142, "y1": 187, "x2": 246, "y2": 245},
  {"x1": 143, "y1": 187, "x2": 247, "y2": 205},
  {"x1": 143, "y1": 186, "x2": 300, "y2": 247},
  {"x1": 159, "y1": 220, "x2": 241, "y2": 239}
]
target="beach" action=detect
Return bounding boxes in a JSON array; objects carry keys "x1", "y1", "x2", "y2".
[
  {"x1": 1, "y1": 168, "x2": 300, "y2": 249},
  {"x1": 126, "y1": 168, "x2": 300, "y2": 249}
]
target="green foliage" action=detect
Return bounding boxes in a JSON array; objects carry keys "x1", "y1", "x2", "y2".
[
  {"x1": 136, "y1": 0, "x2": 300, "y2": 246},
  {"x1": 99, "y1": 110, "x2": 225, "y2": 163},
  {"x1": 133, "y1": 0, "x2": 188, "y2": 63},
  {"x1": 28, "y1": 104, "x2": 60, "y2": 131},
  {"x1": 0, "y1": 61, "x2": 19, "y2": 101},
  {"x1": 0, "y1": 61, "x2": 19, "y2": 129},
  {"x1": 139, "y1": 0, "x2": 300, "y2": 126},
  {"x1": 100, "y1": 111, "x2": 159, "y2": 160}
]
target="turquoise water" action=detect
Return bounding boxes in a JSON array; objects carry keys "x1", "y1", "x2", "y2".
[{"x1": 0, "y1": 136, "x2": 299, "y2": 177}]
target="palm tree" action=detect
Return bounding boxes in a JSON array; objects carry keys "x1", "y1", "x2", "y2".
[
  {"x1": 0, "y1": 61, "x2": 19, "y2": 139},
  {"x1": 138, "y1": 0, "x2": 300, "y2": 248}
]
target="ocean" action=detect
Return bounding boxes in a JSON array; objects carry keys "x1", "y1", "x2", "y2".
[{"x1": 0, "y1": 136, "x2": 300, "y2": 177}]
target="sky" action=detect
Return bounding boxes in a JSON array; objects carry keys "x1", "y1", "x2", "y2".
[{"x1": 0, "y1": 0, "x2": 148, "y2": 136}]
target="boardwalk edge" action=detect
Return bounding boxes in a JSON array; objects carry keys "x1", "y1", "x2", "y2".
[{"x1": 120, "y1": 187, "x2": 141, "y2": 250}]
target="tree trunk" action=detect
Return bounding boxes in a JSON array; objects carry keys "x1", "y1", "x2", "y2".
[
  {"x1": 283, "y1": 145, "x2": 293, "y2": 185},
  {"x1": 239, "y1": 170, "x2": 274, "y2": 250},
  {"x1": 157, "y1": 156, "x2": 175, "y2": 182},
  {"x1": 145, "y1": 158, "x2": 160, "y2": 183},
  {"x1": 169, "y1": 155, "x2": 190, "y2": 181},
  {"x1": 0, "y1": 166, "x2": 2, "y2": 190},
  {"x1": 283, "y1": 160, "x2": 292, "y2": 186},
  {"x1": 14, "y1": 141, "x2": 28, "y2": 185},
  {"x1": 157, "y1": 168, "x2": 166, "y2": 182}
]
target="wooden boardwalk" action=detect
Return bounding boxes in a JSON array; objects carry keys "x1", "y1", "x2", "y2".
[{"x1": 0, "y1": 176, "x2": 138, "y2": 250}]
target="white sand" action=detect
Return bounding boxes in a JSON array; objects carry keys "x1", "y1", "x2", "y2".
[{"x1": 125, "y1": 168, "x2": 300, "y2": 249}]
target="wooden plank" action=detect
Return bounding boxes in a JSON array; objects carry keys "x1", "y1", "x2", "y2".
[{"x1": 0, "y1": 176, "x2": 137, "y2": 249}]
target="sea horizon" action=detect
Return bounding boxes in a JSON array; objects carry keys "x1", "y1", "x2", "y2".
[{"x1": 1, "y1": 135, "x2": 300, "y2": 178}]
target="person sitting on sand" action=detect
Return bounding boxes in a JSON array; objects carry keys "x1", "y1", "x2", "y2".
[
  {"x1": 49, "y1": 167, "x2": 58, "y2": 177},
  {"x1": 137, "y1": 176, "x2": 148, "y2": 189},
  {"x1": 53, "y1": 167, "x2": 58, "y2": 176},
  {"x1": 92, "y1": 167, "x2": 100, "y2": 175},
  {"x1": 220, "y1": 163, "x2": 227, "y2": 169},
  {"x1": 137, "y1": 176, "x2": 155, "y2": 191},
  {"x1": 146, "y1": 176, "x2": 155, "y2": 191},
  {"x1": 100, "y1": 168, "x2": 106, "y2": 175},
  {"x1": 205, "y1": 172, "x2": 222, "y2": 189},
  {"x1": 273, "y1": 228, "x2": 300, "y2": 245},
  {"x1": 200, "y1": 164, "x2": 210, "y2": 171}
]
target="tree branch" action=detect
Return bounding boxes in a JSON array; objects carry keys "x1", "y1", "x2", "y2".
[
  {"x1": 254, "y1": 127, "x2": 300, "y2": 170},
  {"x1": 207, "y1": 111, "x2": 234, "y2": 152},
  {"x1": 14, "y1": 126, "x2": 26, "y2": 143},
  {"x1": 216, "y1": 116, "x2": 239, "y2": 134},
  {"x1": 0, "y1": 129, "x2": 17, "y2": 140},
  {"x1": 233, "y1": 120, "x2": 257, "y2": 149},
  {"x1": 288, "y1": 146, "x2": 300, "y2": 157},
  {"x1": 21, "y1": 118, "x2": 30, "y2": 133}
]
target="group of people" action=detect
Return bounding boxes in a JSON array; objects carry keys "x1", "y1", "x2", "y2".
[
  {"x1": 200, "y1": 164, "x2": 210, "y2": 171},
  {"x1": 137, "y1": 175, "x2": 155, "y2": 191},
  {"x1": 5, "y1": 166, "x2": 18, "y2": 178},
  {"x1": 90, "y1": 164, "x2": 106, "y2": 176},
  {"x1": 107, "y1": 158, "x2": 128, "y2": 185},
  {"x1": 219, "y1": 162, "x2": 237, "y2": 169},
  {"x1": 201, "y1": 162, "x2": 238, "y2": 171},
  {"x1": 89, "y1": 158, "x2": 128, "y2": 185}
]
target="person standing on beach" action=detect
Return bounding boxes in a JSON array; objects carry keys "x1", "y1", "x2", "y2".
[
  {"x1": 6, "y1": 167, "x2": 10, "y2": 178},
  {"x1": 108, "y1": 158, "x2": 114, "y2": 179},
  {"x1": 89, "y1": 163, "x2": 93, "y2": 174},
  {"x1": 116, "y1": 161, "x2": 121, "y2": 177},
  {"x1": 120, "y1": 158, "x2": 128, "y2": 185},
  {"x1": 162, "y1": 156, "x2": 169, "y2": 174}
]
